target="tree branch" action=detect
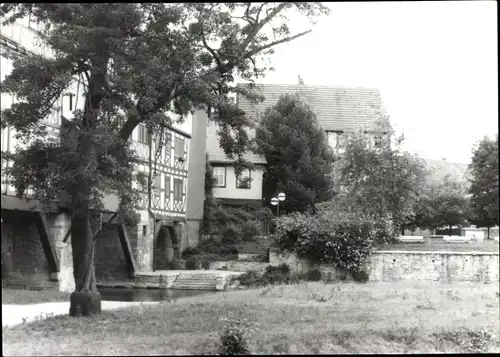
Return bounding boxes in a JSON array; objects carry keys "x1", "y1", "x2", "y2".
[
  {"x1": 240, "y1": 2, "x2": 288, "y2": 52},
  {"x1": 243, "y1": 30, "x2": 312, "y2": 59}
]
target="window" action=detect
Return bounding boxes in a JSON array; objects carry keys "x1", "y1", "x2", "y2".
[
  {"x1": 236, "y1": 169, "x2": 251, "y2": 189},
  {"x1": 212, "y1": 167, "x2": 226, "y2": 187},
  {"x1": 138, "y1": 125, "x2": 148, "y2": 144},
  {"x1": 373, "y1": 135, "x2": 383, "y2": 148},
  {"x1": 174, "y1": 137, "x2": 184, "y2": 160},
  {"x1": 164, "y1": 133, "x2": 172, "y2": 157},
  {"x1": 137, "y1": 173, "x2": 148, "y2": 192},
  {"x1": 153, "y1": 175, "x2": 161, "y2": 193},
  {"x1": 336, "y1": 133, "x2": 345, "y2": 148},
  {"x1": 173, "y1": 178, "x2": 183, "y2": 201},
  {"x1": 327, "y1": 132, "x2": 337, "y2": 148},
  {"x1": 164, "y1": 175, "x2": 171, "y2": 195}
]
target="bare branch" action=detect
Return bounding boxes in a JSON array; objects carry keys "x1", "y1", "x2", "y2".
[
  {"x1": 240, "y1": 2, "x2": 288, "y2": 52},
  {"x1": 244, "y1": 30, "x2": 312, "y2": 59}
]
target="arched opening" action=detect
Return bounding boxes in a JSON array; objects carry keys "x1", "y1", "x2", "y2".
[{"x1": 154, "y1": 223, "x2": 181, "y2": 270}]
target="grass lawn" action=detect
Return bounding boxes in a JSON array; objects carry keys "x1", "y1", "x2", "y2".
[
  {"x1": 2, "y1": 288, "x2": 70, "y2": 305},
  {"x1": 2, "y1": 281, "x2": 499, "y2": 355}
]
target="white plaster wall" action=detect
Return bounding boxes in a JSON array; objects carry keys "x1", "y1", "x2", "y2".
[{"x1": 213, "y1": 166, "x2": 264, "y2": 201}]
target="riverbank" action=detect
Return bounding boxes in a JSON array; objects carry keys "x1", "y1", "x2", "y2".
[{"x1": 3, "y1": 281, "x2": 499, "y2": 355}]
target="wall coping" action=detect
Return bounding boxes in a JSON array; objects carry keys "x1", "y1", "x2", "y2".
[{"x1": 373, "y1": 250, "x2": 499, "y2": 256}]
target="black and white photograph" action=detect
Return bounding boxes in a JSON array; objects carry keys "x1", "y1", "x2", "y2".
[{"x1": 1, "y1": 1, "x2": 498, "y2": 355}]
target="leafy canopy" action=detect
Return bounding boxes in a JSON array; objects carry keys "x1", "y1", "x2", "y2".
[
  {"x1": 0, "y1": 3, "x2": 330, "y2": 214},
  {"x1": 468, "y1": 135, "x2": 499, "y2": 230},
  {"x1": 337, "y1": 116, "x2": 427, "y2": 233}
]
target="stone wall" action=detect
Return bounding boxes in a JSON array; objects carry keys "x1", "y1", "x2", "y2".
[
  {"x1": 1, "y1": 212, "x2": 74, "y2": 292},
  {"x1": 270, "y1": 250, "x2": 500, "y2": 283},
  {"x1": 209, "y1": 261, "x2": 270, "y2": 272},
  {"x1": 94, "y1": 223, "x2": 131, "y2": 281}
]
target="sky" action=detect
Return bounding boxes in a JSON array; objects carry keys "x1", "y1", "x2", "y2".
[{"x1": 243, "y1": 1, "x2": 498, "y2": 165}]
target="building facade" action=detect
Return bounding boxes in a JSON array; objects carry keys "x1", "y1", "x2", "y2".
[
  {"x1": 205, "y1": 83, "x2": 388, "y2": 208},
  {"x1": 1, "y1": 16, "x2": 206, "y2": 291}
]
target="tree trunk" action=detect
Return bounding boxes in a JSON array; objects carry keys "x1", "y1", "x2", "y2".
[
  {"x1": 487, "y1": 227, "x2": 490, "y2": 239},
  {"x1": 448, "y1": 225, "x2": 452, "y2": 236},
  {"x1": 67, "y1": 61, "x2": 108, "y2": 317},
  {"x1": 69, "y1": 201, "x2": 101, "y2": 317},
  {"x1": 401, "y1": 225, "x2": 405, "y2": 236}
]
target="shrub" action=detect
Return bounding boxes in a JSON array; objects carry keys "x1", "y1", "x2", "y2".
[
  {"x1": 181, "y1": 246, "x2": 200, "y2": 258},
  {"x1": 238, "y1": 271, "x2": 264, "y2": 287},
  {"x1": 185, "y1": 256, "x2": 200, "y2": 270},
  {"x1": 352, "y1": 268, "x2": 369, "y2": 283},
  {"x1": 241, "y1": 221, "x2": 260, "y2": 242},
  {"x1": 262, "y1": 264, "x2": 290, "y2": 284},
  {"x1": 372, "y1": 214, "x2": 399, "y2": 245},
  {"x1": 201, "y1": 258, "x2": 211, "y2": 270},
  {"x1": 307, "y1": 269, "x2": 322, "y2": 282},
  {"x1": 217, "y1": 313, "x2": 257, "y2": 355},
  {"x1": 275, "y1": 212, "x2": 374, "y2": 272},
  {"x1": 221, "y1": 225, "x2": 242, "y2": 245}
]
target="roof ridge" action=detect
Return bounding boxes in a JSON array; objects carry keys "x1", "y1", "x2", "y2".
[{"x1": 237, "y1": 82, "x2": 382, "y2": 92}]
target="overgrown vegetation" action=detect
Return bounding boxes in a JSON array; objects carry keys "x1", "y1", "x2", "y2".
[
  {"x1": 274, "y1": 211, "x2": 374, "y2": 272},
  {"x1": 217, "y1": 312, "x2": 258, "y2": 355},
  {"x1": 237, "y1": 264, "x2": 291, "y2": 287}
]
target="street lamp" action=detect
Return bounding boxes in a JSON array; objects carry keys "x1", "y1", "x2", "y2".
[{"x1": 271, "y1": 192, "x2": 286, "y2": 217}]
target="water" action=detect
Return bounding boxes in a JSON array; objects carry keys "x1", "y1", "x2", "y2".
[{"x1": 99, "y1": 287, "x2": 216, "y2": 302}]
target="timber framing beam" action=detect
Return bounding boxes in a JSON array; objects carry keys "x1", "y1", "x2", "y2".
[
  {"x1": 117, "y1": 221, "x2": 137, "y2": 278},
  {"x1": 34, "y1": 212, "x2": 60, "y2": 273}
]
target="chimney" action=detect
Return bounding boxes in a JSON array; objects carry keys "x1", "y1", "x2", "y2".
[{"x1": 297, "y1": 74, "x2": 304, "y2": 85}]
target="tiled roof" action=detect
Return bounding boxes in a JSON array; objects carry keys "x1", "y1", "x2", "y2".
[
  {"x1": 206, "y1": 122, "x2": 267, "y2": 164},
  {"x1": 206, "y1": 83, "x2": 386, "y2": 164},
  {"x1": 237, "y1": 83, "x2": 386, "y2": 132}
]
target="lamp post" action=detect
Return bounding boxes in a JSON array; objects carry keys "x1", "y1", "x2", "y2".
[
  {"x1": 271, "y1": 192, "x2": 286, "y2": 217},
  {"x1": 271, "y1": 192, "x2": 286, "y2": 238}
]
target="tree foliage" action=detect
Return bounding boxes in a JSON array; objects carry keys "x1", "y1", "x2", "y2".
[
  {"x1": 0, "y1": 3, "x2": 328, "y2": 315},
  {"x1": 255, "y1": 93, "x2": 336, "y2": 213},
  {"x1": 410, "y1": 175, "x2": 469, "y2": 234},
  {"x1": 337, "y1": 116, "x2": 427, "y2": 235},
  {"x1": 468, "y1": 135, "x2": 499, "y2": 235}
]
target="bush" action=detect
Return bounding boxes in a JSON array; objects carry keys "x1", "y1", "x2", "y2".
[
  {"x1": 221, "y1": 225, "x2": 242, "y2": 245},
  {"x1": 262, "y1": 264, "x2": 290, "y2": 284},
  {"x1": 201, "y1": 258, "x2": 211, "y2": 270},
  {"x1": 185, "y1": 256, "x2": 201, "y2": 270},
  {"x1": 275, "y1": 212, "x2": 374, "y2": 271},
  {"x1": 352, "y1": 268, "x2": 369, "y2": 283},
  {"x1": 372, "y1": 215, "x2": 399, "y2": 245},
  {"x1": 241, "y1": 221, "x2": 260, "y2": 242},
  {"x1": 237, "y1": 271, "x2": 264, "y2": 287},
  {"x1": 307, "y1": 269, "x2": 322, "y2": 281},
  {"x1": 217, "y1": 313, "x2": 257, "y2": 355},
  {"x1": 181, "y1": 246, "x2": 200, "y2": 258}
]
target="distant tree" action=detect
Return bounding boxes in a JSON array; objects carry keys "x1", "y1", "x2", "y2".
[
  {"x1": 1, "y1": 3, "x2": 329, "y2": 316},
  {"x1": 468, "y1": 135, "x2": 499, "y2": 238},
  {"x1": 255, "y1": 94, "x2": 336, "y2": 213},
  {"x1": 337, "y1": 116, "x2": 427, "y2": 236},
  {"x1": 411, "y1": 176, "x2": 469, "y2": 235}
]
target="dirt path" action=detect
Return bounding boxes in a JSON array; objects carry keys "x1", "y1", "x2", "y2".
[{"x1": 2, "y1": 301, "x2": 159, "y2": 328}]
